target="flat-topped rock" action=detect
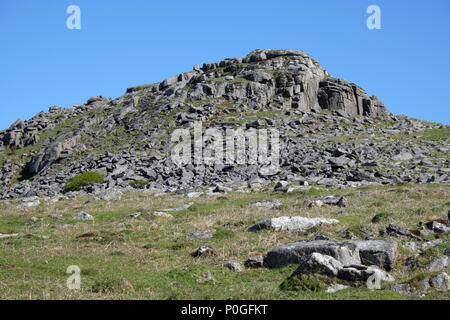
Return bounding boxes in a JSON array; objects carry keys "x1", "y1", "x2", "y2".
[
  {"x1": 264, "y1": 240, "x2": 361, "y2": 268},
  {"x1": 248, "y1": 216, "x2": 339, "y2": 232}
]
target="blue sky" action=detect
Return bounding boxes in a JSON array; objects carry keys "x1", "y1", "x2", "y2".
[{"x1": 0, "y1": 0, "x2": 449, "y2": 130}]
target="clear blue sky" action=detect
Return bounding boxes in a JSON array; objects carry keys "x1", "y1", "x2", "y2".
[{"x1": 1, "y1": 0, "x2": 449, "y2": 130}]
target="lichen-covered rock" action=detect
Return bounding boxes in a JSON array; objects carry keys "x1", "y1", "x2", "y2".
[
  {"x1": 265, "y1": 239, "x2": 398, "y2": 270},
  {"x1": 264, "y1": 240, "x2": 361, "y2": 268},
  {"x1": 70, "y1": 212, "x2": 94, "y2": 221},
  {"x1": 352, "y1": 240, "x2": 398, "y2": 271},
  {"x1": 247, "y1": 200, "x2": 282, "y2": 209},
  {"x1": 244, "y1": 256, "x2": 265, "y2": 268},
  {"x1": 248, "y1": 216, "x2": 339, "y2": 232},
  {"x1": 431, "y1": 272, "x2": 450, "y2": 291}
]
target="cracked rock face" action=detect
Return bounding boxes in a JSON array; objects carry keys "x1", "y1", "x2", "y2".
[
  {"x1": 265, "y1": 239, "x2": 398, "y2": 270},
  {"x1": 288, "y1": 252, "x2": 395, "y2": 283},
  {"x1": 318, "y1": 78, "x2": 388, "y2": 118}
]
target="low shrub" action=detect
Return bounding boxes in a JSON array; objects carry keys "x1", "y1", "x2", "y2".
[{"x1": 64, "y1": 171, "x2": 104, "y2": 192}]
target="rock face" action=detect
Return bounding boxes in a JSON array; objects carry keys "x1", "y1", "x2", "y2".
[
  {"x1": 318, "y1": 78, "x2": 388, "y2": 118},
  {"x1": 265, "y1": 239, "x2": 398, "y2": 270},
  {"x1": 337, "y1": 264, "x2": 394, "y2": 282},
  {"x1": 27, "y1": 135, "x2": 79, "y2": 175}
]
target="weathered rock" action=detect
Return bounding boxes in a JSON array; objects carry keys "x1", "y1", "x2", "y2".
[
  {"x1": 418, "y1": 279, "x2": 431, "y2": 293},
  {"x1": 316, "y1": 196, "x2": 348, "y2": 207},
  {"x1": 425, "y1": 221, "x2": 449, "y2": 235},
  {"x1": 70, "y1": 212, "x2": 94, "y2": 221},
  {"x1": 384, "y1": 224, "x2": 423, "y2": 241},
  {"x1": 98, "y1": 189, "x2": 122, "y2": 201},
  {"x1": 248, "y1": 216, "x2": 339, "y2": 232},
  {"x1": 160, "y1": 202, "x2": 194, "y2": 212},
  {"x1": 16, "y1": 199, "x2": 40, "y2": 208},
  {"x1": 0, "y1": 233, "x2": 26, "y2": 239},
  {"x1": 392, "y1": 152, "x2": 413, "y2": 161},
  {"x1": 27, "y1": 136, "x2": 79, "y2": 175},
  {"x1": 337, "y1": 264, "x2": 394, "y2": 282},
  {"x1": 127, "y1": 212, "x2": 142, "y2": 218},
  {"x1": 244, "y1": 256, "x2": 265, "y2": 268},
  {"x1": 445, "y1": 248, "x2": 450, "y2": 257},
  {"x1": 117, "y1": 222, "x2": 131, "y2": 227},
  {"x1": 191, "y1": 246, "x2": 217, "y2": 258},
  {"x1": 318, "y1": 78, "x2": 388, "y2": 117},
  {"x1": 190, "y1": 229, "x2": 216, "y2": 240},
  {"x1": 197, "y1": 270, "x2": 213, "y2": 283},
  {"x1": 152, "y1": 211, "x2": 174, "y2": 218},
  {"x1": 359, "y1": 225, "x2": 374, "y2": 240},
  {"x1": 273, "y1": 181, "x2": 289, "y2": 192},
  {"x1": 264, "y1": 240, "x2": 361, "y2": 268},
  {"x1": 291, "y1": 252, "x2": 343, "y2": 277},
  {"x1": 265, "y1": 239, "x2": 398, "y2": 270},
  {"x1": 25, "y1": 216, "x2": 38, "y2": 226},
  {"x1": 326, "y1": 284, "x2": 349, "y2": 293},
  {"x1": 351, "y1": 240, "x2": 398, "y2": 271},
  {"x1": 0, "y1": 48, "x2": 448, "y2": 202},
  {"x1": 391, "y1": 284, "x2": 412, "y2": 295},
  {"x1": 431, "y1": 272, "x2": 449, "y2": 291},
  {"x1": 426, "y1": 256, "x2": 449, "y2": 272},
  {"x1": 247, "y1": 199, "x2": 282, "y2": 209},
  {"x1": 225, "y1": 262, "x2": 242, "y2": 272},
  {"x1": 403, "y1": 255, "x2": 420, "y2": 272}
]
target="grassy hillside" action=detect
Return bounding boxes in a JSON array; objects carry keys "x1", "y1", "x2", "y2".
[{"x1": 0, "y1": 183, "x2": 448, "y2": 299}]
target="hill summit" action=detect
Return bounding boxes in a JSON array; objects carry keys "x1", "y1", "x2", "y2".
[{"x1": 0, "y1": 49, "x2": 448, "y2": 199}]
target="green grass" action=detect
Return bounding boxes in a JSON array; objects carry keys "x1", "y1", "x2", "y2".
[
  {"x1": 0, "y1": 184, "x2": 449, "y2": 300},
  {"x1": 64, "y1": 171, "x2": 105, "y2": 192}
]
